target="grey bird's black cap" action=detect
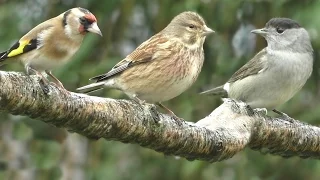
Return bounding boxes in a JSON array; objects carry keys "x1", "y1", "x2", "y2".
[
  {"x1": 265, "y1": 18, "x2": 301, "y2": 29},
  {"x1": 251, "y1": 17, "x2": 302, "y2": 35}
]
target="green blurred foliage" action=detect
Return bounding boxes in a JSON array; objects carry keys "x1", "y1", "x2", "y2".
[{"x1": 0, "y1": 0, "x2": 320, "y2": 179}]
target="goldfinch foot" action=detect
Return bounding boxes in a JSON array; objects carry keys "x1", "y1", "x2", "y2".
[
  {"x1": 44, "y1": 70, "x2": 69, "y2": 94},
  {"x1": 39, "y1": 79, "x2": 50, "y2": 94},
  {"x1": 45, "y1": 70, "x2": 64, "y2": 88},
  {"x1": 48, "y1": 82, "x2": 69, "y2": 94},
  {"x1": 25, "y1": 66, "x2": 51, "y2": 94}
]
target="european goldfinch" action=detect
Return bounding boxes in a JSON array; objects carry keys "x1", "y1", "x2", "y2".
[{"x1": 0, "y1": 7, "x2": 102, "y2": 93}]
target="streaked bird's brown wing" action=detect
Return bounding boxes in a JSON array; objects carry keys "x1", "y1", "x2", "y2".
[{"x1": 90, "y1": 33, "x2": 169, "y2": 82}]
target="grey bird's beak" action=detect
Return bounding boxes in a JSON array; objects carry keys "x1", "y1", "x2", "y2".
[
  {"x1": 88, "y1": 22, "x2": 103, "y2": 36},
  {"x1": 202, "y1": 25, "x2": 215, "y2": 36},
  {"x1": 251, "y1": 28, "x2": 268, "y2": 36}
]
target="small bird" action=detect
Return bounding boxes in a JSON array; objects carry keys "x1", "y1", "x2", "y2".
[
  {"x1": 201, "y1": 18, "x2": 313, "y2": 113},
  {"x1": 0, "y1": 7, "x2": 102, "y2": 93},
  {"x1": 77, "y1": 11, "x2": 214, "y2": 120}
]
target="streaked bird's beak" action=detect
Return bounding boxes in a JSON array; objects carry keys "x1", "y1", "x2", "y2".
[
  {"x1": 88, "y1": 22, "x2": 103, "y2": 36},
  {"x1": 202, "y1": 25, "x2": 215, "y2": 36},
  {"x1": 251, "y1": 28, "x2": 268, "y2": 36}
]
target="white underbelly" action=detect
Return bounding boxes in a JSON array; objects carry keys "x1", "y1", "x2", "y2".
[{"x1": 20, "y1": 51, "x2": 75, "y2": 71}]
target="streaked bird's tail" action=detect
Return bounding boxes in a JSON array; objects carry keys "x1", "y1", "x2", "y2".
[
  {"x1": 199, "y1": 85, "x2": 228, "y2": 97},
  {"x1": 76, "y1": 81, "x2": 105, "y2": 94}
]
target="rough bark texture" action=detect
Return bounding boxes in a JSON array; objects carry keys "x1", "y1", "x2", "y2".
[{"x1": 0, "y1": 71, "x2": 319, "y2": 162}]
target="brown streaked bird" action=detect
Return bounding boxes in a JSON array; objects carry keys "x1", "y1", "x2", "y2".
[
  {"x1": 77, "y1": 11, "x2": 214, "y2": 121},
  {"x1": 0, "y1": 7, "x2": 102, "y2": 93}
]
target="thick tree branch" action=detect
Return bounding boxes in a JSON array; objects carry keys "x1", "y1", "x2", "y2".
[{"x1": 0, "y1": 71, "x2": 319, "y2": 162}]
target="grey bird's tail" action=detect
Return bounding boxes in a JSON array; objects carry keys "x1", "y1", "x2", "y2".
[
  {"x1": 76, "y1": 82, "x2": 105, "y2": 94},
  {"x1": 199, "y1": 85, "x2": 228, "y2": 97}
]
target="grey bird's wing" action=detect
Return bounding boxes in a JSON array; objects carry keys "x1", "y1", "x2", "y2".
[
  {"x1": 228, "y1": 48, "x2": 267, "y2": 83},
  {"x1": 200, "y1": 48, "x2": 267, "y2": 96}
]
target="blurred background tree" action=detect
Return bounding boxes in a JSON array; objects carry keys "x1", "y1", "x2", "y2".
[{"x1": 0, "y1": 0, "x2": 319, "y2": 179}]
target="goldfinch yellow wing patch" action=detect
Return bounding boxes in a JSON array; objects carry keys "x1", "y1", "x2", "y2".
[
  {"x1": 0, "y1": 39, "x2": 38, "y2": 60},
  {"x1": 7, "y1": 40, "x2": 30, "y2": 57}
]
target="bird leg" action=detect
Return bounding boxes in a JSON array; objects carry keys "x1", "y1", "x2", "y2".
[
  {"x1": 132, "y1": 95, "x2": 146, "y2": 105},
  {"x1": 132, "y1": 95, "x2": 160, "y2": 122},
  {"x1": 157, "y1": 102, "x2": 184, "y2": 124},
  {"x1": 272, "y1": 109, "x2": 294, "y2": 123},
  {"x1": 25, "y1": 65, "x2": 50, "y2": 94},
  {"x1": 45, "y1": 70, "x2": 69, "y2": 94}
]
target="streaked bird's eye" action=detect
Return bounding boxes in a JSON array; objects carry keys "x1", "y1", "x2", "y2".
[
  {"x1": 276, "y1": 27, "x2": 285, "y2": 34},
  {"x1": 188, "y1": 24, "x2": 195, "y2": 29}
]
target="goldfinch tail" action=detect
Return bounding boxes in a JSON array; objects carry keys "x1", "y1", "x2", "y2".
[
  {"x1": 76, "y1": 82, "x2": 105, "y2": 94},
  {"x1": 0, "y1": 51, "x2": 7, "y2": 61},
  {"x1": 199, "y1": 85, "x2": 228, "y2": 97},
  {"x1": 0, "y1": 51, "x2": 9, "y2": 67}
]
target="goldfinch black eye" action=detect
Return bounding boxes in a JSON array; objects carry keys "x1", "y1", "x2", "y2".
[
  {"x1": 276, "y1": 27, "x2": 285, "y2": 34},
  {"x1": 79, "y1": 17, "x2": 87, "y2": 24}
]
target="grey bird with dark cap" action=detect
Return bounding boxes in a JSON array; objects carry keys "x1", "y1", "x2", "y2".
[{"x1": 201, "y1": 18, "x2": 313, "y2": 111}]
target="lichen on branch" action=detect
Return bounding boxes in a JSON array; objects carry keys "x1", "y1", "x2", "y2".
[{"x1": 0, "y1": 71, "x2": 319, "y2": 162}]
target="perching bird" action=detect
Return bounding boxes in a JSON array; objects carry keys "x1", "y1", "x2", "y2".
[
  {"x1": 0, "y1": 7, "x2": 102, "y2": 93},
  {"x1": 201, "y1": 18, "x2": 313, "y2": 112},
  {"x1": 77, "y1": 11, "x2": 214, "y2": 120}
]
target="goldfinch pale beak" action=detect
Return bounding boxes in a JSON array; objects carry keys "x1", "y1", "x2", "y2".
[
  {"x1": 202, "y1": 25, "x2": 215, "y2": 36},
  {"x1": 87, "y1": 22, "x2": 102, "y2": 36},
  {"x1": 251, "y1": 28, "x2": 268, "y2": 36}
]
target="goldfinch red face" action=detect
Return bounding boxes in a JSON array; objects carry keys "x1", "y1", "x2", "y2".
[{"x1": 63, "y1": 7, "x2": 102, "y2": 37}]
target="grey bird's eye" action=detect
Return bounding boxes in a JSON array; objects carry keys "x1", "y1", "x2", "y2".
[{"x1": 276, "y1": 27, "x2": 285, "y2": 34}]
